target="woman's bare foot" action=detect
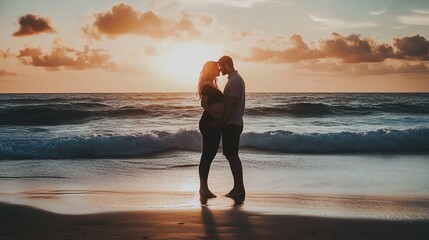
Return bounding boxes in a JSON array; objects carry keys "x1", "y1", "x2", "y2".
[{"x1": 199, "y1": 189, "x2": 217, "y2": 199}]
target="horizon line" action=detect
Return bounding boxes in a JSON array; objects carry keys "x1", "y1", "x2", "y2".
[{"x1": 1, "y1": 91, "x2": 428, "y2": 94}]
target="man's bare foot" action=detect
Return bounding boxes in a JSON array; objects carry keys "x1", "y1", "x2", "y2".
[
  {"x1": 225, "y1": 189, "x2": 245, "y2": 198},
  {"x1": 199, "y1": 190, "x2": 217, "y2": 199}
]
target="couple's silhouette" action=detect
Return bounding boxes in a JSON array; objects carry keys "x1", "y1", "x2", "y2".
[{"x1": 197, "y1": 56, "x2": 246, "y2": 205}]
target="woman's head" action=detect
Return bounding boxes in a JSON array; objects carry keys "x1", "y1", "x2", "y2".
[{"x1": 197, "y1": 61, "x2": 220, "y2": 98}]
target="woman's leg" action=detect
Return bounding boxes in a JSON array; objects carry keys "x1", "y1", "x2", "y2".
[{"x1": 199, "y1": 125, "x2": 222, "y2": 198}]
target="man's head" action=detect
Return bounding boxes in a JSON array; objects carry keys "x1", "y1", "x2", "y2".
[{"x1": 217, "y1": 55, "x2": 235, "y2": 76}]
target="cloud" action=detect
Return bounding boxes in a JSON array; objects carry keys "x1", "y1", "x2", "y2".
[
  {"x1": 293, "y1": 61, "x2": 429, "y2": 76},
  {"x1": 0, "y1": 69, "x2": 19, "y2": 77},
  {"x1": 309, "y1": 15, "x2": 378, "y2": 28},
  {"x1": 17, "y1": 41, "x2": 117, "y2": 71},
  {"x1": 242, "y1": 34, "x2": 322, "y2": 63},
  {"x1": 398, "y1": 10, "x2": 429, "y2": 25},
  {"x1": 144, "y1": 46, "x2": 158, "y2": 56},
  {"x1": 202, "y1": 0, "x2": 277, "y2": 8},
  {"x1": 148, "y1": 0, "x2": 180, "y2": 12},
  {"x1": 82, "y1": 26, "x2": 101, "y2": 41},
  {"x1": 198, "y1": 14, "x2": 213, "y2": 26},
  {"x1": 370, "y1": 7, "x2": 386, "y2": 16},
  {"x1": 84, "y1": 3, "x2": 203, "y2": 39},
  {"x1": 394, "y1": 35, "x2": 429, "y2": 60},
  {"x1": 231, "y1": 31, "x2": 254, "y2": 41},
  {"x1": 320, "y1": 33, "x2": 394, "y2": 63},
  {"x1": 1, "y1": 49, "x2": 14, "y2": 59},
  {"x1": 13, "y1": 14, "x2": 56, "y2": 37},
  {"x1": 385, "y1": 62, "x2": 429, "y2": 74},
  {"x1": 240, "y1": 33, "x2": 428, "y2": 64},
  {"x1": 398, "y1": 15, "x2": 429, "y2": 25},
  {"x1": 412, "y1": 9, "x2": 429, "y2": 15}
]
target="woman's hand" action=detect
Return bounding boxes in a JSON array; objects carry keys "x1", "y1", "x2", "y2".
[
  {"x1": 208, "y1": 101, "x2": 225, "y2": 119},
  {"x1": 201, "y1": 96, "x2": 225, "y2": 120}
]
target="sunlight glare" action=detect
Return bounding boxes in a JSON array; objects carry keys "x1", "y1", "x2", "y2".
[{"x1": 159, "y1": 42, "x2": 223, "y2": 89}]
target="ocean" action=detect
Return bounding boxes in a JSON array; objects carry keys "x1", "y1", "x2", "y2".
[{"x1": 1, "y1": 93, "x2": 429, "y2": 218}]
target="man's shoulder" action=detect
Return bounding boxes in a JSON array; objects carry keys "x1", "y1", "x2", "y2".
[
  {"x1": 228, "y1": 72, "x2": 243, "y2": 85},
  {"x1": 231, "y1": 71, "x2": 243, "y2": 81}
]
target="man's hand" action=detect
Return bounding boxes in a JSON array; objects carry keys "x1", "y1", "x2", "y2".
[{"x1": 211, "y1": 96, "x2": 238, "y2": 127}]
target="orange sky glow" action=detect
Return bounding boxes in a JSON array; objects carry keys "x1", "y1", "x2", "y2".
[{"x1": 0, "y1": 0, "x2": 428, "y2": 93}]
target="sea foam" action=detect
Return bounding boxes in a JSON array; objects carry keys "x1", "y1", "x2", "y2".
[{"x1": 1, "y1": 128, "x2": 428, "y2": 159}]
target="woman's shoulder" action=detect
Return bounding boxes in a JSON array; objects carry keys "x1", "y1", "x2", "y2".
[
  {"x1": 202, "y1": 84, "x2": 223, "y2": 99},
  {"x1": 202, "y1": 83, "x2": 215, "y2": 89},
  {"x1": 201, "y1": 84, "x2": 213, "y2": 97},
  {"x1": 202, "y1": 84, "x2": 219, "y2": 93}
]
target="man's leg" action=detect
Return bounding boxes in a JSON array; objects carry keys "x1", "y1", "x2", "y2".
[
  {"x1": 222, "y1": 124, "x2": 245, "y2": 198},
  {"x1": 225, "y1": 155, "x2": 245, "y2": 197}
]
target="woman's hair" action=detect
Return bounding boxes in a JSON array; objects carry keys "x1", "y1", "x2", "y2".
[{"x1": 197, "y1": 61, "x2": 219, "y2": 98}]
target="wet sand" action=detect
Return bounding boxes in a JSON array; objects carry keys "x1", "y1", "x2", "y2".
[{"x1": 1, "y1": 202, "x2": 429, "y2": 240}]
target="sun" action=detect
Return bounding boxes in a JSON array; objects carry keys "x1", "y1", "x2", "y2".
[{"x1": 157, "y1": 41, "x2": 223, "y2": 89}]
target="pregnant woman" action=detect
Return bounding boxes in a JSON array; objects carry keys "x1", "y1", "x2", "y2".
[{"x1": 197, "y1": 61, "x2": 225, "y2": 200}]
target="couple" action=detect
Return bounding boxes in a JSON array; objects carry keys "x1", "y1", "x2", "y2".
[{"x1": 197, "y1": 55, "x2": 245, "y2": 203}]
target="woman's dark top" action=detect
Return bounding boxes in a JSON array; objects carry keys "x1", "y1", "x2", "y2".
[{"x1": 200, "y1": 84, "x2": 223, "y2": 123}]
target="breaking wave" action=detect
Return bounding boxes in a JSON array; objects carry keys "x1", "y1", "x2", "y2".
[{"x1": 1, "y1": 128, "x2": 428, "y2": 159}]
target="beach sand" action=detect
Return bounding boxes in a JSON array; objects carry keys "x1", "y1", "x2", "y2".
[
  {"x1": 1, "y1": 202, "x2": 429, "y2": 240},
  {"x1": 1, "y1": 152, "x2": 429, "y2": 239}
]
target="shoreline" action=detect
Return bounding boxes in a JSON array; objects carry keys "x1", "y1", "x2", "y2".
[
  {"x1": 1, "y1": 190, "x2": 429, "y2": 219},
  {"x1": 2, "y1": 152, "x2": 429, "y2": 220},
  {"x1": 1, "y1": 202, "x2": 429, "y2": 240}
]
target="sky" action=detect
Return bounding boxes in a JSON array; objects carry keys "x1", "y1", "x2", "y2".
[{"x1": 0, "y1": 0, "x2": 428, "y2": 93}]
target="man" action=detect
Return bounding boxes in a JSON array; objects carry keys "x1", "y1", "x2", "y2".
[{"x1": 213, "y1": 55, "x2": 246, "y2": 200}]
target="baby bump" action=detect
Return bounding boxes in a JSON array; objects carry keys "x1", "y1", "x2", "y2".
[{"x1": 210, "y1": 101, "x2": 225, "y2": 119}]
